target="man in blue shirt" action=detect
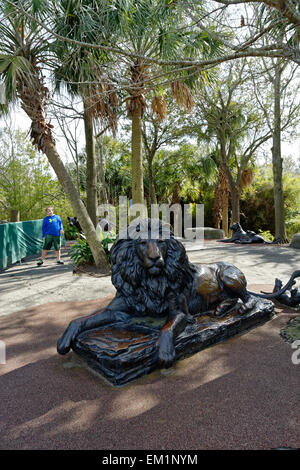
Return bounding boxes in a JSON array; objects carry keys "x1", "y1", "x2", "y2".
[{"x1": 37, "y1": 206, "x2": 64, "y2": 266}]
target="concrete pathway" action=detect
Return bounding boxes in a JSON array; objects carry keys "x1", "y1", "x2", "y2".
[
  {"x1": 0, "y1": 243, "x2": 115, "y2": 317},
  {"x1": 0, "y1": 240, "x2": 299, "y2": 317}
]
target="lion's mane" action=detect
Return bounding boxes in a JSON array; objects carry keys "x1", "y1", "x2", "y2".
[{"x1": 110, "y1": 221, "x2": 196, "y2": 316}]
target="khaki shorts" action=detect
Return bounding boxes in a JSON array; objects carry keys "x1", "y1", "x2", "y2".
[{"x1": 43, "y1": 235, "x2": 61, "y2": 251}]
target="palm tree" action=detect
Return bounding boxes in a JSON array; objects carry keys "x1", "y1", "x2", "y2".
[
  {"x1": 53, "y1": 0, "x2": 119, "y2": 227},
  {"x1": 152, "y1": 144, "x2": 217, "y2": 207},
  {"x1": 116, "y1": 0, "x2": 222, "y2": 206},
  {"x1": 195, "y1": 60, "x2": 272, "y2": 227},
  {"x1": 142, "y1": 93, "x2": 198, "y2": 205},
  {"x1": 0, "y1": 3, "x2": 109, "y2": 270},
  {"x1": 213, "y1": 163, "x2": 230, "y2": 235}
]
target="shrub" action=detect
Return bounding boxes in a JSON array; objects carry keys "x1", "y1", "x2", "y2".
[
  {"x1": 69, "y1": 238, "x2": 93, "y2": 265},
  {"x1": 286, "y1": 217, "x2": 300, "y2": 239},
  {"x1": 257, "y1": 229, "x2": 274, "y2": 242},
  {"x1": 69, "y1": 232, "x2": 117, "y2": 265},
  {"x1": 240, "y1": 166, "x2": 300, "y2": 238},
  {"x1": 97, "y1": 229, "x2": 116, "y2": 262},
  {"x1": 64, "y1": 224, "x2": 80, "y2": 240}
]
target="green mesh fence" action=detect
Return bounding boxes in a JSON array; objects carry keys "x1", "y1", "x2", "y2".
[{"x1": 0, "y1": 220, "x2": 66, "y2": 270}]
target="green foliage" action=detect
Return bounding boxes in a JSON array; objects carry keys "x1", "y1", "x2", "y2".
[
  {"x1": 283, "y1": 173, "x2": 300, "y2": 236},
  {"x1": 286, "y1": 218, "x2": 300, "y2": 240},
  {"x1": 69, "y1": 238, "x2": 94, "y2": 265},
  {"x1": 64, "y1": 224, "x2": 80, "y2": 241},
  {"x1": 152, "y1": 144, "x2": 217, "y2": 204},
  {"x1": 257, "y1": 229, "x2": 274, "y2": 242},
  {"x1": 0, "y1": 126, "x2": 71, "y2": 221},
  {"x1": 240, "y1": 168, "x2": 275, "y2": 233},
  {"x1": 100, "y1": 137, "x2": 132, "y2": 202},
  {"x1": 0, "y1": 125, "x2": 77, "y2": 226},
  {"x1": 98, "y1": 231, "x2": 117, "y2": 262},
  {"x1": 241, "y1": 165, "x2": 300, "y2": 239},
  {"x1": 69, "y1": 231, "x2": 117, "y2": 265}
]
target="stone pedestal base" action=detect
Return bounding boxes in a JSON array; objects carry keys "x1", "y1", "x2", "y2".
[
  {"x1": 184, "y1": 227, "x2": 225, "y2": 239},
  {"x1": 290, "y1": 233, "x2": 300, "y2": 249},
  {"x1": 72, "y1": 298, "x2": 274, "y2": 387}
]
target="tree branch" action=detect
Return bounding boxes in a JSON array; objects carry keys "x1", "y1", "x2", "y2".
[{"x1": 4, "y1": 0, "x2": 300, "y2": 77}]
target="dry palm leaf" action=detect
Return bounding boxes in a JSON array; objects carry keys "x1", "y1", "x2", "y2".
[
  {"x1": 240, "y1": 167, "x2": 254, "y2": 188},
  {"x1": 170, "y1": 80, "x2": 195, "y2": 112},
  {"x1": 151, "y1": 95, "x2": 167, "y2": 121},
  {"x1": 84, "y1": 81, "x2": 119, "y2": 137}
]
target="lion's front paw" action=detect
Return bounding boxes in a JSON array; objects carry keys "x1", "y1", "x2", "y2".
[
  {"x1": 57, "y1": 320, "x2": 81, "y2": 355},
  {"x1": 158, "y1": 345, "x2": 175, "y2": 369},
  {"x1": 214, "y1": 299, "x2": 237, "y2": 317},
  {"x1": 157, "y1": 331, "x2": 176, "y2": 368},
  {"x1": 237, "y1": 296, "x2": 257, "y2": 315}
]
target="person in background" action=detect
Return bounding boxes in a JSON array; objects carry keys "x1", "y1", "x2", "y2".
[{"x1": 37, "y1": 206, "x2": 64, "y2": 266}]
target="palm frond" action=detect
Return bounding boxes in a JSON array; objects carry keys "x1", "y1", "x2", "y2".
[
  {"x1": 151, "y1": 95, "x2": 167, "y2": 121},
  {"x1": 0, "y1": 54, "x2": 34, "y2": 102},
  {"x1": 241, "y1": 167, "x2": 255, "y2": 188},
  {"x1": 170, "y1": 80, "x2": 195, "y2": 112}
]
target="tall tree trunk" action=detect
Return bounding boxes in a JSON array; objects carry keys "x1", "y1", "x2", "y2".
[
  {"x1": 219, "y1": 132, "x2": 241, "y2": 229},
  {"x1": 214, "y1": 164, "x2": 230, "y2": 232},
  {"x1": 83, "y1": 102, "x2": 97, "y2": 227},
  {"x1": 147, "y1": 155, "x2": 157, "y2": 205},
  {"x1": 230, "y1": 187, "x2": 240, "y2": 224},
  {"x1": 10, "y1": 209, "x2": 20, "y2": 222},
  {"x1": 76, "y1": 160, "x2": 80, "y2": 194},
  {"x1": 131, "y1": 108, "x2": 144, "y2": 205},
  {"x1": 222, "y1": 200, "x2": 229, "y2": 237},
  {"x1": 171, "y1": 182, "x2": 181, "y2": 205},
  {"x1": 272, "y1": 64, "x2": 288, "y2": 243},
  {"x1": 44, "y1": 143, "x2": 109, "y2": 271},
  {"x1": 19, "y1": 72, "x2": 109, "y2": 271},
  {"x1": 98, "y1": 142, "x2": 108, "y2": 204},
  {"x1": 219, "y1": 139, "x2": 231, "y2": 237}
]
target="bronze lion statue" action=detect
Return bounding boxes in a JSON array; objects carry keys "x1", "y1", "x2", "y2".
[
  {"x1": 57, "y1": 218, "x2": 299, "y2": 368},
  {"x1": 219, "y1": 222, "x2": 271, "y2": 244}
]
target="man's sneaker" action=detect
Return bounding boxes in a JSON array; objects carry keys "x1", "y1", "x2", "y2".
[
  {"x1": 37, "y1": 260, "x2": 44, "y2": 266},
  {"x1": 57, "y1": 260, "x2": 64, "y2": 265}
]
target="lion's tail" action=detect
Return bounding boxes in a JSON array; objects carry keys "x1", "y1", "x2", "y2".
[{"x1": 247, "y1": 270, "x2": 300, "y2": 299}]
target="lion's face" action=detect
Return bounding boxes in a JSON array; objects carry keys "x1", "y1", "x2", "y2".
[
  {"x1": 110, "y1": 219, "x2": 195, "y2": 315},
  {"x1": 136, "y1": 239, "x2": 167, "y2": 276},
  {"x1": 230, "y1": 222, "x2": 241, "y2": 232}
]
